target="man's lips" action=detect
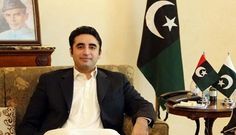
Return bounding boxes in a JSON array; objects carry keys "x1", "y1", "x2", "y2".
[{"x1": 80, "y1": 58, "x2": 91, "y2": 61}]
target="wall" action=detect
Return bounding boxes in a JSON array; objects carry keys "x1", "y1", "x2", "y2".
[{"x1": 38, "y1": 0, "x2": 236, "y2": 134}]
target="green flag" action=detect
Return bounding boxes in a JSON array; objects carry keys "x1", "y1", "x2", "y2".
[
  {"x1": 212, "y1": 55, "x2": 236, "y2": 98},
  {"x1": 192, "y1": 54, "x2": 219, "y2": 91},
  {"x1": 137, "y1": 0, "x2": 185, "y2": 109}
]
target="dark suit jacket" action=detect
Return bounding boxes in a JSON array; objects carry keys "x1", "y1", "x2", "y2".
[{"x1": 16, "y1": 68, "x2": 156, "y2": 135}]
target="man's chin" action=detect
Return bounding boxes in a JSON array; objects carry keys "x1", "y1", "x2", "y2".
[
  {"x1": 78, "y1": 64, "x2": 96, "y2": 70},
  {"x1": 10, "y1": 26, "x2": 21, "y2": 30}
]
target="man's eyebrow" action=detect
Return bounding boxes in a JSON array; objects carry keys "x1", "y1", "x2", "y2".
[
  {"x1": 76, "y1": 43, "x2": 84, "y2": 46},
  {"x1": 88, "y1": 43, "x2": 97, "y2": 46},
  {"x1": 75, "y1": 43, "x2": 97, "y2": 46}
]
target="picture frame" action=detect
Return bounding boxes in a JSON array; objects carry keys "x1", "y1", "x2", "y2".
[{"x1": 0, "y1": 0, "x2": 41, "y2": 46}]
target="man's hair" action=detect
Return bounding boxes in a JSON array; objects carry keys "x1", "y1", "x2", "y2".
[{"x1": 69, "y1": 26, "x2": 102, "y2": 52}]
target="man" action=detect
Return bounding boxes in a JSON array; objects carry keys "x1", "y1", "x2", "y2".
[
  {"x1": 17, "y1": 26, "x2": 156, "y2": 135},
  {"x1": 0, "y1": 0, "x2": 35, "y2": 40}
]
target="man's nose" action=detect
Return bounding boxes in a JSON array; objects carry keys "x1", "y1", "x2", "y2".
[
  {"x1": 82, "y1": 47, "x2": 90, "y2": 54},
  {"x1": 9, "y1": 15, "x2": 16, "y2": 21}
]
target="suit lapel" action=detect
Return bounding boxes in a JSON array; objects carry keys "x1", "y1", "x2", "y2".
[
  {"x1": 97, "y1": 69, "x2": 110, "y2": 105},
  {"x1": 59, "y1": 68, "x2": 110, "y2": 110},
  {"x1": 60, "y1": 68, "x2": 73, "y2": 110}
]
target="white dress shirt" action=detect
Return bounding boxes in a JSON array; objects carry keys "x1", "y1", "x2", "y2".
[{"x1": 62, "y1": 67, "x2": 103, "y2": 129}]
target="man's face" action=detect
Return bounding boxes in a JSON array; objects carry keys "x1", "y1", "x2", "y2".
[
  {"x1": 3, "y1": 8, "x2": 28, "y2": 30},
  {"x1": 70, "y1": 34, "x2": 101, "y2": 73}
]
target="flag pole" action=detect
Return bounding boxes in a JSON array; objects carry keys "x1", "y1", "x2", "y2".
[{"x1": 201, "y1": 51, "x2": 207, "y2": 104}]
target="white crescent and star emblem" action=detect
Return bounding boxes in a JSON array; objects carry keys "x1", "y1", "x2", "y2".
[
  {"x1": 145, "y1": 0, "x2": 178, "y2": 39},
  {"x1": 163, "y1": 16, "x2": 177, "y2": 31},
  {"x1": 217, "y1": 74, "x2": 233, "y2": 89},
  {"x1": 195, "y1": 66, "x2": 207, "y2": 77}
]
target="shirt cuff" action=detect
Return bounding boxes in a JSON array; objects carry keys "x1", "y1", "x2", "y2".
[{"x1": 145, "y1": 117, "x2": 152, "y2": 125}]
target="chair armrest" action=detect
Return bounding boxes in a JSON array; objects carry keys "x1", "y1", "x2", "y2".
[
  {"x1": 123, "y1": 116, "x2": 169, "y2": 135},
  {"x1": 123, "y1": 116, "x2": 133, "y2": 135},
  {"x1": 149, "y1": 119, "x2": 169, "y2": 135}
]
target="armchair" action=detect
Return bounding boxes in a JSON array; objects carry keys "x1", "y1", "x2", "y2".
[{"x1": 0, "y1": 65, "x2": 168, "y2": 135}]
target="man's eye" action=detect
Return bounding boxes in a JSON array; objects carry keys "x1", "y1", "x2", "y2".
[
  {"x1": 76, "y1": 45, "x2": 83, "y2": 49},
  {"x1": 15, "y1": 13, "x2": 21, "y2": 16},
  {"x1": 4, "y1": 14, "x2": 10, "y2": 17},
  {"x1": 90, "y1": 46, "x2": 97, "y2": 50}
]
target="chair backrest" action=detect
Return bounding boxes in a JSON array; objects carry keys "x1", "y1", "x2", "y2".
[{"x1": 2, "y1": 65, "x2": 134, "y2": 128}]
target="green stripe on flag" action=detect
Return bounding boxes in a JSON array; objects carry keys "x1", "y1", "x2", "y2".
[{"x1": 139, "y1": 39, "x2": 185, "y2": 108}]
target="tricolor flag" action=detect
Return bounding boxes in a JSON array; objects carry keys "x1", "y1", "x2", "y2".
[
  {"x1": 212, "y1": 55, "x2": 236, "y2": 98},
  {"x1": 192, "y1": 54, "x2": 218, "y2": 91},
  {"x1": 137, "y1": 0, "x2": 185, "y2": 109}
]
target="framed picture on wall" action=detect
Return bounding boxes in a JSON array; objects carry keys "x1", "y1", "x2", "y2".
[{"x1": 0, "y1": 0, "x2": 41, "y2": 46}]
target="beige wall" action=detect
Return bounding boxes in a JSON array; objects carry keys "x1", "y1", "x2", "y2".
[{"x1": 38, "y1": 0, "x2": 235, "y2": 134}]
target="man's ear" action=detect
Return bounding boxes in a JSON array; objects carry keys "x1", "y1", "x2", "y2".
[
  {"x1": 98, "y1": 50, "x2": 102, "y2": 59},
  {"x1": 70, "y1": 48, "x2": 73, "y2": 56}
]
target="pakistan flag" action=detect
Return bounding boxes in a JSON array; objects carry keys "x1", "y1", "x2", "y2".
[
  {"x1": 137, "y1": 0, "x2": 185, "y2": 109},
  {"x1": 212, "y1": 55, "x2": 236, "y2": 98}
]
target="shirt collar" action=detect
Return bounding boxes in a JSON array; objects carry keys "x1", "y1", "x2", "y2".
[{"x1": 73, "y1": 67, "x2": 98, "y2": 80}]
